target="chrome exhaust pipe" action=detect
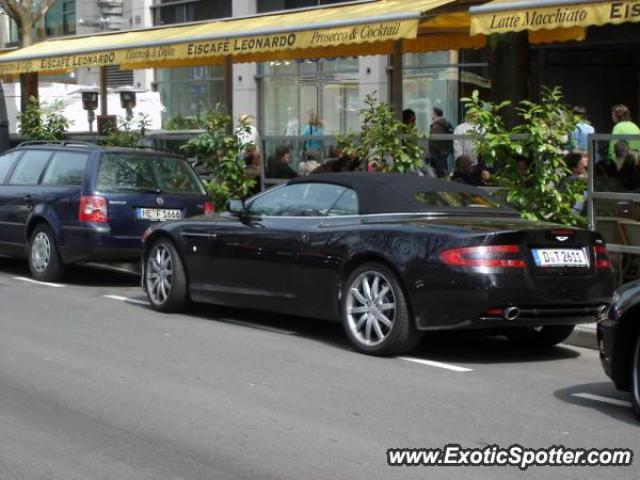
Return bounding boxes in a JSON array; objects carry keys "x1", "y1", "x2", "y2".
[{"x1": 503, "y1": 306, "x2": 520, "y2": 321}]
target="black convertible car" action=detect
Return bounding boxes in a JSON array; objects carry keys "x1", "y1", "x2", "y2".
[
  {"x1": 142, "y1": 173, "x2": 614, "y2": 356},
  {"x1": 598, "y1": 281, "x2": 640, "y2": 418}
]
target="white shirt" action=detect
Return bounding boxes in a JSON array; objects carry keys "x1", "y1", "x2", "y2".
[{"x1": 453, "y1": 122, "x2": 480, "y2": 166}]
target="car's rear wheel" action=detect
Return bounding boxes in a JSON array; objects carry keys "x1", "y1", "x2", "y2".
[
  {"x1": 631, "y1": 334, "x2": 640, "y2": 419},
  {"x1": 28, "y1": 224, "x2": 65, "y2": 282},
  {"x1": 506, "y1": 325, "x2": 576, "y2": 347},
  {"x1": 342, "y1": 262, "x2": 423, "y2": 356},
  {"x1": 145, "y1": 239, "x2": 189, "y2": 313}
]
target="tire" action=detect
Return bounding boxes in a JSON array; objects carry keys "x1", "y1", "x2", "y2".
[
  {"x1": 144, "y1": 238, "x2": 189, "y2": 313},
  {"x1": 341, "y1": 262, "x2": 423, "y2": 356},
  {"x1": 28, "y1": 224, "x2": 65, "y2": 282},
  {"x1": 506, "y1": 325, "x2": 576, "y2": 348},
  {"x1": 631, "y1": 334, "x2": 640, "y2": 420}
]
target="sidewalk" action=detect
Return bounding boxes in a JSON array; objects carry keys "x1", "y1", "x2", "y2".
[{"x1": 565, "y1": 323, "x2": 598, "y2": 350}]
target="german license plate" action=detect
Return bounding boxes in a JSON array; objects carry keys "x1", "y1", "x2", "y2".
[
  {"x1": 136, "y1": 208, "x2": 183, "y2": 222},
  {"x1": 532, "y1": 248, "x2": 589, "y2": 268}
]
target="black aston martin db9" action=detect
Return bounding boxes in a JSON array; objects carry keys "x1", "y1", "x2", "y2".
[
  {"x1": 598, "y1": 280, "x2": 640, "y2": 419},
  {"x1": 141, "y1": 173, "x2": 614, "y2": 356}
]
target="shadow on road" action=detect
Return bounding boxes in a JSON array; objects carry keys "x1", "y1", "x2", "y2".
[
  {"x1": 0, "y1": 257, "x2": 139, "y2": 287},
  {"x1": 554, "y1": 382, "x2": 637, "y2": 425}
]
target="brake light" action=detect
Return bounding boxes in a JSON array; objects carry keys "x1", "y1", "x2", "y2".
[
  {"x1": 204, "y1": 201, "x2": 215, "y2": 215},
  {"x1": 594, "y1": 245, "x2": 611, "y2": 269},
  {"x1": 440, "y1": 245, "x2": 526, "y2": 268},
  {"x1": 79, "y1": 195, "x2": 108, "y2": 223}
]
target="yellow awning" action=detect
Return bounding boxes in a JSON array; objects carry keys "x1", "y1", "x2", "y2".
[
  {"x1": 0, "y1": 0, "x2": 456, "y2": 77},
  {"x1": 470, "y1": 0, "x2": 640, "y2": 36}
]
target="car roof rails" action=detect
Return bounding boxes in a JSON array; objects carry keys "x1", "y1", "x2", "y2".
[{"x1": 17, "y1": 140, "x2": 96, "y2": 148}]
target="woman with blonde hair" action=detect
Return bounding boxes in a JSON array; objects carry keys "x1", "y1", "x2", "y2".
[{"x1": 609, "y1": 104, "x2": 640, "y2": 160}]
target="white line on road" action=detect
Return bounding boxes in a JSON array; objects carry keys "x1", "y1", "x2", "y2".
[
  {"x1": 13, "y1": 276, "x2": 65, "y2": 288},
  {"x1": 218, "y1": 318, "x2": 297, "y2": 336},
  {"x1": 398, "y1": 356, "x2": 473, "y2": 372},
  {"x1": 103, "y1": 295, "x2": 150, "y2": 306},
  {"x1": 571, "y1": 393, "x2": 632, "y2": 408}
]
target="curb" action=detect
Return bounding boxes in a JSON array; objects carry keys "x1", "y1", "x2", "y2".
[{"x1": 564, "y1": 323, "x2": 597, "y2": 350}]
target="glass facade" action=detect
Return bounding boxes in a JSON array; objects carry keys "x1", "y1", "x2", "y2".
[
  {"x1": 403, "y1": 50, "x2": 490, "y2": 134},
  {"x1": 258, "y1": 0, "x2": 353, "y2": 13},
  {"x1": 45, "y1": 0, "x2": 76, "y2": 37},
  {"x1": 156, "y1": 65, "x2": 225, "y2": 125},
  {"x1": 152, "y1": 0, "x2": 232, "y2": 126},
  {"x1": 153, "y1": 0, "x2": 232, "y2": 25}
]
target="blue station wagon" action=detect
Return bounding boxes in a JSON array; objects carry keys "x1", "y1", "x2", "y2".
[{"x1": 0, "y1": 141, "x2": 212, "y2": 281}]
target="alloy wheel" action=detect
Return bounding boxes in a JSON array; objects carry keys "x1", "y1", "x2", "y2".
[
  {"x1": 147, "y1": 244, "x2": 174, "y2": 305},
  {"x1": 346, "y1": 271, "x2": 396, "y2": 347},
  {"x1": 31, "y1": 232, "x2": 51, "y2": 273}
]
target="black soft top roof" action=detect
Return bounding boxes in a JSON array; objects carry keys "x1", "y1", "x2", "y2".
[{"x1": 288, "y1": 172, "x2": 506, "y2": 215}]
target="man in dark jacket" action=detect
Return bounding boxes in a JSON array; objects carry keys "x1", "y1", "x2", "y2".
[{"x1": 428, "y1": 107, "x2": 454, "y2": 177}]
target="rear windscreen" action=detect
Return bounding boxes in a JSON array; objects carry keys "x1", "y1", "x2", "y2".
[
  {"x1": 96, "y1": 153, "x2": 206, "y2": 195},
  {"x1": 414, "y1": 191, "x2": 501, "y2": 209}
]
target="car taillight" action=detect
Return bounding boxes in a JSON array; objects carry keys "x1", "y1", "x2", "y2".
[
  {"x1": 79, "y1": 195, "x2": 108, "y2": 223},
  {"x1": 204, "y1": 201, "x2": 215, "y2": 215},
  {"x1": 440, "y1": 245, "x2": 526, "y2": 269},
  {"x1": 594, "y1": 245, "x2": 611, "y2": 269}
]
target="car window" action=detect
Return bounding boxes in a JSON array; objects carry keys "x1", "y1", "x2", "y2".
[
  {"x1": 96, "y1": 153, "x2": 205, "y2": 195},
  {"x1": 248, "y1": 183, "x2": 347, "y2": 217},
  {"x1": 41, "y1": 152, "x2": 89, "y2": 186},
  {"x1": 8, "y1": 150, "x2": 52, "y2": 185},
  {"x1": 414, "y1": 191, "x2": 500, "y2": 209},
  {"x1": 327, "y1": 188, "x2": 359, "y2": 216},
  {"x1": 154, "y1": 156, "x2": 206, "y2": 195},
  {"x1": 0, "y1": 151, "x2": 21, "y2": 183}
]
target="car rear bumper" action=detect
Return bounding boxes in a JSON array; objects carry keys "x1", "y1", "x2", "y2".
[
  {"x1": 60, "y1": 224, "x2": 143, "y2": 263},
  {"x1": 408, "y1": 269, "x2": 615, "y2": 331}
]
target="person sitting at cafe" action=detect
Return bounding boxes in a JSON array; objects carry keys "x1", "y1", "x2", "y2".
[
  {"x1": 267, "y1": 146, "x2": 297, "y2": 179},
  {"x1": 450, "y1": 154, "x2": 491, "y2": 186}
]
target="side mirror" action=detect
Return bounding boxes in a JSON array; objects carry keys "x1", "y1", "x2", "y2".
[{"x1": 226, "y1": 199, "x2": 245, "y2": 216}]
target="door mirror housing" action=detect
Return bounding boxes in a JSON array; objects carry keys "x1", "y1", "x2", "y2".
[{"x1": 226, "y1": 199, "x2": 245, "y2": 216}]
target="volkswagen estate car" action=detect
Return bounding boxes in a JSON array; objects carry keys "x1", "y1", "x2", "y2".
[{"x1": 0, "y1": 141, "x2": 212, "y2": 281}]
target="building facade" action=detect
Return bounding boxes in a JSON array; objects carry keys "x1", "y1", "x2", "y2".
[{"x1": 0, "y1": 0, "x2": 638, "y2": 140}]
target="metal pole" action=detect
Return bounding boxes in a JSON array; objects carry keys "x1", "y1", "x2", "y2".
[
  {"x1": 0, "y1": 81, "x2": 9, "y2": 153},
  {"x1": 224, "y1": 56, "x2": 233, "y2": 124},
  {"x1": 100, "y1": 66, "x2": 108, "y2": 116},
  {"x1": 390, "y1": 41, "x2": 403, "y2": 121}
]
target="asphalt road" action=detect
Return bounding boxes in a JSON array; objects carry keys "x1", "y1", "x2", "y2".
[{"x1": 0, "y1": 257, "x2": 638, "y2": 480}]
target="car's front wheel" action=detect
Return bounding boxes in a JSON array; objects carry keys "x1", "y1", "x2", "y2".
[
  {"x1": 631, "y1": 334, "x2": 640, "y2": 419},
  {"x1": 28, "y1": 224, "x2": 65, "y2": 282},
  {"x1": 341, "y1": 262, "x2": 423, "y2": 356},
  {"x1": 145, "y1": 239, "x2": 189, "y2": 313},
  {"x1": 506, "y1": 325, "x2": 575, "y2": 347}
]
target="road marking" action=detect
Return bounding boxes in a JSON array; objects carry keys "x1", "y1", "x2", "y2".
[
  {"x1": 398, "y1": 356, "x2": 473, "y2": 372},
  {"x1": 571, "y1": 393, "x2": 632, "y2": 408},
  {"x1": 13, "y1": 276, "x2": 65, "y2": 288},
  {"x1": 103, "y1": 295, "x2": 150, "y2": 306},
  {"x1": 218, "y1": 318, "x2": 297, "y2": 336}
]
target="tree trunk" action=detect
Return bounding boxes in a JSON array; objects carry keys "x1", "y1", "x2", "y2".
[
  {"x1": 18, "y1": 23, "x2": 38, "y2": 113},
  {"x1": 487, "y1": 32, "x2": 530, "y2": 129}
]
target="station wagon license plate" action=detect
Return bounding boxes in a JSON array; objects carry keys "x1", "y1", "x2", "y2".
[
  {"x1": 531, "y1": 248, "x2": 589, "y2": 268},
  {"x1": 136, "y1": 208, "x2": 183, "y2": 222}
]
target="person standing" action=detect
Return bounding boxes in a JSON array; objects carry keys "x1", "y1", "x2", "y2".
[
  {"x1": 428, "y1": 107, "x2": 454, "y2": 177},
  {"x1": 571, "y1": 106, "x2": 595, "y2": 152},
  {"x1": 609, "y1": 104, "x2": 640, "y2": 160},
  {"x1": 238, "y1": 114, "x2": 261, "y2": 155},
  {"x1": 301, "y1": 112, "x2": 324, "y2": 160}
]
